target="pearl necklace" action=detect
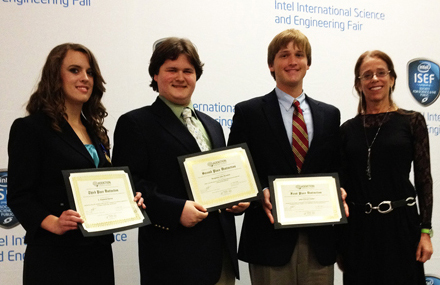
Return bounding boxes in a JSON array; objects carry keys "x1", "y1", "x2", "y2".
[{"x1": 363, "y1": 107, "x2": 391, "y2": 180}]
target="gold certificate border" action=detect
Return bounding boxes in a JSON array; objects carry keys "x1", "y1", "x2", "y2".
[
  {"x1": 269, "y1": 173, "x2": 347, "y2": 229},
  {"x1": 62, "y1": 166, "x2": 151, "y2": 237},
  {"x1": 69, "y1": 171, "x2": 144, "y2": 231},
  {"x1": 179, "y1": 144, "x2": 261, "y2": 211}
]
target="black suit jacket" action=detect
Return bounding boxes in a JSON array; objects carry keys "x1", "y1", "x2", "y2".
[
  {"x1": 228, "y1": 90, "x2": 340, "y2": 266},
  {"x1": 112, "y1": 97, "x2": 239, "y2": 285},
  {"x1": 7, "y1": 112, "x2": 114, "y2": 246}
]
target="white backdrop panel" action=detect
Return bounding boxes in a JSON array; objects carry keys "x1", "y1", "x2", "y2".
[{"x1": 1, "y1": 1, "x2": 439, "y2": 284}]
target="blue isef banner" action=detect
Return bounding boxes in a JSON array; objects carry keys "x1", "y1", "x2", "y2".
[
  {"x1": 426, "y1": 276, "x2": 440, "y2": 285},
  {"x1": 0, "y1": 170, "x2": 19, "y2": 229}
]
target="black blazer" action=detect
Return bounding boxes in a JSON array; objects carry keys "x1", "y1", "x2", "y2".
[
  {"x1": 7, "y1": 112, "x2": 114, "y2": 246},
  {"x1": 112, "y1": 97, "x2": 239, "y2": 285},
  {"x1": 228, "y1": 90, "x2": 341, "y2": 266}
]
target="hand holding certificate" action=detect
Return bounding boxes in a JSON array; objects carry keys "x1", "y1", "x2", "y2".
[
  {"x1": 269, "y1": 173, "x2": 347, "y2": 229},
  {"x1": 178, "y1": 144, "x2": 261, "y2": 212},
  {"x1": 63, "y1": 167, "x2": 150, "y2": 236}
]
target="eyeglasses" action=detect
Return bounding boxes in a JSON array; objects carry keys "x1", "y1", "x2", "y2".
[{"x1": 358, "y1": 70, "x2": 391, "y2": 81}]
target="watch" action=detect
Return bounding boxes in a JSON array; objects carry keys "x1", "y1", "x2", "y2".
[{"x1": 421, "y1": 228, "x2": 434, "y2": 238}]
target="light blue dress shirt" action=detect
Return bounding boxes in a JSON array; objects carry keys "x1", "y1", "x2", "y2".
[{"x1": 275, "y1": 87, "x2": 314, "y2": 146}]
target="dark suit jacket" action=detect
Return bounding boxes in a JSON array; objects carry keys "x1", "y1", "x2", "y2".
[
  {"x1": 7, "y1": 111, "x2": 114, "y2": 246},
  {"x1": 112, "y1": 97, "x2": 239, "y2": 285},
  {"x1": 228, "y1": 90, "x2": 340, "y2": 266}
]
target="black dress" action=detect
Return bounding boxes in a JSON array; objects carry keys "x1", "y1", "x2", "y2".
[{"x1": 340, "y1": 109, "x2": 432, "y2": 285}]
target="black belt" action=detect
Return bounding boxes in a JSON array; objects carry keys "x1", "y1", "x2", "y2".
[{"x1": 350, "y1": 197, "x2": 416, "y2": 214}]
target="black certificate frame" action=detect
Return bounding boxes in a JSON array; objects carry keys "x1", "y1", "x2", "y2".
[
  {"x1": 62, "y1": 166, "x2": 150, "y2": 237},
  {"x1": 269, "y1": 173, "x2": 347, "y2": 229},
  {"x1": 178, "y1": 143, "x2": 262, "y2": 212}
]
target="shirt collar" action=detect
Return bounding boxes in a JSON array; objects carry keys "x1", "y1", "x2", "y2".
[
  {"x1": 158, "y1": 95, "x2": 198, "y2": 119},
  {"x1": 275, "y1": 87, "x2": 306, "y2": 111}
]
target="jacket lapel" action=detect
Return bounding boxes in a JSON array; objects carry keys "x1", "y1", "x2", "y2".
[
  {"x1": 306, "y1": 95, "x2": 324, "y2": 150},
  {"x1": 262, "y1": 90, "x2": 298, "y2": 171},
  {"x1": 151, "y1": 97, "x2": 201, "y2": 153},
  {"x1": 301, "y1": 95, "x2": 322, "y2": 172},
  {"x1": 197, "y1": 111, "x2": 224, "y2": 149},
  {"x1": 56, "y1": 119, "x2": 96, "y2": 167},
  {"x1": 88, "y1": 128, "x2": 110, "y2": 167}
]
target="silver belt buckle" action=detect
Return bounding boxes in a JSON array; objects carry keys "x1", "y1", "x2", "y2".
[
  {"x1": 365, "y1": 197, "x2": 415, "y2": 214},
  {"x1": 365, "y1": 201, "x2": 392, "y2": 214},
  {"x1": 406, "y1": 197, "x2": 416, "y2": 206},
  {"x1": 365, "y1": 202, "x2": 373, "y2": 214},
  {"x1": 377, "y1": 201, "x2": 393, "y2": 214}
]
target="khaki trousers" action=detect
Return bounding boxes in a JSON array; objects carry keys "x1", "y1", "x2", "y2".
[
  {"x1": 215, "y1": 246, "x2": 236, "y2": 285},
  {"x1": 249, "y1": 231, "x2": 334, "y2": 285}
]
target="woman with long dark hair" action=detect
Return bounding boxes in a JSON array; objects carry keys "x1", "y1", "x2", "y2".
[{"x1": 7, "y1": 43, "x2": 140, "y2": 285}]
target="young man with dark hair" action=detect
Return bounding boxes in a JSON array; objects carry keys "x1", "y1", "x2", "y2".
[{"x1": 113, "y1": 37, "x2": 248, "y2": 285}]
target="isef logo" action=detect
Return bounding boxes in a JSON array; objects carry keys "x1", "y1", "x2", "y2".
[
  {"x1": 0, "y1": 170, "x2": 20, "y2": 229},
  {"x1": 425, "y1": 275, "x2": 440, "y2": 285},
  {"x1": 408, "y1": 59, "x2": 440, "y2": 106}
]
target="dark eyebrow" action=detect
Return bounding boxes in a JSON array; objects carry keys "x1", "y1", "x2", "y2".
[
  {"x1": 67, "y1": 64, "x2": 84, "y2": 69},
  {"x1": 278, "y1": 50, "x2": 290, "y2": 55}
]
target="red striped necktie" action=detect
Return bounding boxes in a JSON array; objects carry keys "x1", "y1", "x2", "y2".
[{"x1": 292, "y1": 100, "x2": 308, "y2": 173}]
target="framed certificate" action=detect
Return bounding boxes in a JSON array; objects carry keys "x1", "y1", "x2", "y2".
[
  {"x1": 62, "y1": 167, "x2": 150, "y2": 237},
  {"x1": 178, "y1": 143, "x2": 261, "y2": 212},
  {"x1": 269, "y1": 173, "x2": 347, "y2": 229}
]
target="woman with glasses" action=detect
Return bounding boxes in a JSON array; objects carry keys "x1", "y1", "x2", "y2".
[{"x1": 339, "y1": 50, "x2": 433, "y2": 285}]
